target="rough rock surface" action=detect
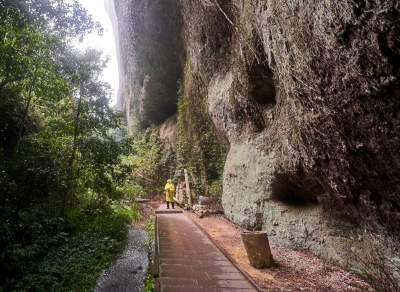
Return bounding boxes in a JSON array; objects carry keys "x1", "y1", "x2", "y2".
[
  {"x1": 158, "y1": 116, "x2": 177, "y2": 149},
  {"x1": 108, "y1": 0, "x2": 183, "y2": 130},
  {"x1": 109, "y1": 0, "x2": 400, "y2": 277},
  {"x1": 190, "y1": 213, "x2": 374, "y2": 292}
]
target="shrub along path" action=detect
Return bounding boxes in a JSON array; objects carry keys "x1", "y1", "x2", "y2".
[{"x1": 155, "y1": 205, "x2": 258, "y2": 291}]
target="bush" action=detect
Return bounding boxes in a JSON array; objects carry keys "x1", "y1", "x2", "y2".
[
  {"x1": 13, "y1": 205, "x2": 140, "y2": 291},
  {"x1": 208, "y1": 179, "x2": 223, "y2": 198},
  {"x1": 144, "y1": 272, "x2": 155, "y2": 292},
  {"x1": 0, "y1": 2, "x2": 135, "y2": 290},
  {"x1": 115, "y1": 129, "x2": 173, "y2": 199}
]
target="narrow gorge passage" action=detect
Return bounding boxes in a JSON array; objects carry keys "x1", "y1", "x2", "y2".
[{"x1": 1, "y1": 0, "x2": 399, "y2": 291}]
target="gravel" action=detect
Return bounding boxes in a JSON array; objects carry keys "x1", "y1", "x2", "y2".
[{"x1": 95, "y1": 228, "x2": 149, "y2": 292}]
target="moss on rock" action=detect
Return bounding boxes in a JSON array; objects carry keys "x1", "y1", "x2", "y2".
[{"x1": 175, "y1": 61, "x2": 228, "y2": 196}]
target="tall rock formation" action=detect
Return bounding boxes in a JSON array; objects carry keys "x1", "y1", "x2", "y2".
[
  {"x1": 109, "y1": 0, "x2": 400, "y2": 275},
  {"x1": 107, "y1": 0, "x2": 184, "y2": 131}
]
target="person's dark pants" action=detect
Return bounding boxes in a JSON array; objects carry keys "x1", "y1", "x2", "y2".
[{"x1": 166, "y1": 201, "x2": 175, "y2": 209}]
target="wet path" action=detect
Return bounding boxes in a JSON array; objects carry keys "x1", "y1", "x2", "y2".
[
  {"x1": 156, "y1": 211, "x2": 258, "y2": 291},
  {"x1": 95, "y1": 228, "x2": 148, "y2": 292}
]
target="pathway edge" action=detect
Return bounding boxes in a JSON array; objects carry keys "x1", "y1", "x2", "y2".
[
  {"x1": 189, "y1": 213, "x2": 262, "y2": 292},
  {"x1": 154, "y1": 215, "x2": 161, "y2": 292}
]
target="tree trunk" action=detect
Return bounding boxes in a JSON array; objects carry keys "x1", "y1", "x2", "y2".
[
  {"x1": 62, "y1": 84, "x2": 83, "y2": 214},
  {"x1": 184, "y1": 168, "x2": 191, "y2": 207},
  {"x1": 12, "y1": 71, "x2": 38, "y2": 157},
  {"x1": 241, "y1": 231, "x2": 273, "y2": 269}
]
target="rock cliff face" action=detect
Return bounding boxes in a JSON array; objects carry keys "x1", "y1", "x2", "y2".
[
  {"x1": 110, "y1": 0, "x2": 400, "y2": 273},
  {"x1": 107, "y1": 0, "x2": 184, "y2": 130}
]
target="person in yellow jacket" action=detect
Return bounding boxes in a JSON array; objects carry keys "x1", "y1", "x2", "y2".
[{"x1": 164, "y1": 179, "x2": 175, "y2": 209}]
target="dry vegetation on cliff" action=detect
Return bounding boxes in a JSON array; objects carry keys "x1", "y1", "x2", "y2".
[{"x1": 197, "y1": 0, "x2": 400, "y2": 231}]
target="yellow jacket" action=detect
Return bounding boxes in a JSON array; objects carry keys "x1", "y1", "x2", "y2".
[{"x1": 164, "y1": 180, "x2": 175, "y2": 202}]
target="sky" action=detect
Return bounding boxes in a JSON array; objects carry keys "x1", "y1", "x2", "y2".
[{"x1": 77, "y1": 0, "x2": 119, "y2": 106}]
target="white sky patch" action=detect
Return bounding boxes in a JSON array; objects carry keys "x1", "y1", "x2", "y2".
[{"x1": 77, "y1": 0, "x2": 119, "y2": 106}]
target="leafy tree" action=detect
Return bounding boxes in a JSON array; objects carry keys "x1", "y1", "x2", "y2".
[
  {"x1": 0, "y1": 1, "x2": 131, "y2": 289},
  {"x1": 61, "y1": 48, "x2": 122, "y2": 212},
  {"x1": 116, "y1": 129, "x2": 168, "y2": 198},
  {"x1": 0, "y1": 0, "x2": 101, "y2": 38}
]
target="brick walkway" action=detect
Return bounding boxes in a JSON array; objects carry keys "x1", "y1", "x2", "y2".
[{"x1": 156, "y1": 212, "x2": 258, "y2": 291}]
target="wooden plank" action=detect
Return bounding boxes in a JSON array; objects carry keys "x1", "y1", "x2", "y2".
[
  {"x1": 153, "y1": 215, "x2": 159, "y2": 278},
  {"x1": 155, "y1": 210, "x2": 183, "y2": 214},
  {"x1": 135, "y1": 198, "x2": 151, "y2": 203}
]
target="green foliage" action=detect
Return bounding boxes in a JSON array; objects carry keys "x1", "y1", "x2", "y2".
[
  {"x1": 14, "y1": 205, "x2": 137, "y2": 291},
  {"x1": 110, "y1": 201, "x2": 142, "y2": 223},
  {"x1": 116, "y1": 129, "x2": 174, "y2": 198},
  {"x1": 176, "y1": 61, "x2": 227, "y2": 195},
  {"x1": 145, "y1": 217, "x2": 156, "y2": 250},
  {"x1": 144, "y1": 272, "x2": 155, "y2": 292},
  {"x1": 0, "y1": 1, "x2": 132, "y2": 290},
  {"x1": 0, "y1": 0, "x2": 101, "y2": 39},
  {"x1": 208, "y1": 179, "x2": 223, "y2": 198},
  {"x1": 144, "y1": 217, "x2": 156, "y2": 292}
]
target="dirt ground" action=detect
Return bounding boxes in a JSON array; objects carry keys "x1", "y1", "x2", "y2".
[{"x1": 189, "y1": 213, "x2": 374, "y2": 292}]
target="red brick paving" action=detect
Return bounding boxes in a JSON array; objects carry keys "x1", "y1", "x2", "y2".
[{"x1": 156, "y1": 213, "x2": 257, "y2": 291}]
